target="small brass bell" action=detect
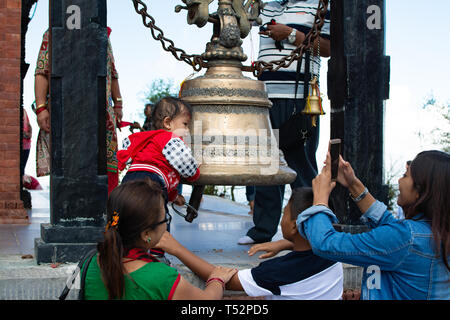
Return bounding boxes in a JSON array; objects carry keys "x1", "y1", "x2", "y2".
[{"x1": 302, "y1": 76, "x2": 325, "y2": 127}]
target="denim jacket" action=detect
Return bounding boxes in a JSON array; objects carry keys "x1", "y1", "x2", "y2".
[{"x1": 297, "y1": 201, "x2": 450, "y2": 300}]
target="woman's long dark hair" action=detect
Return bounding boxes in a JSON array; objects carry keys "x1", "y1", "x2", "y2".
[
  {"x1": 97, "y1": 179, "x2": 164, "y2": 299},
  {"x1": 406, "y1": 150, "x2": 450, "y2": 271}
]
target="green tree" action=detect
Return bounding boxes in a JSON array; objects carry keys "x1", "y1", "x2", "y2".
[
  {"x1": 421, "y1": 96, "x2": 450, "y2": 152},
  {"x1": 384, "y1": 160, "x2": 401, "y2": 212},
  {"x1": 143, "y1": 78, "x2": 178, "y2": 104},
  {"x1": 132, "y1": 78, "x2": 179, "y2": 125},
  {"x1": 434, "y1": 104, "x2": 450, "y2": 152}
]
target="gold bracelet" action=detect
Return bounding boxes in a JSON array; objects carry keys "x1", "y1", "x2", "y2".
[{"x1": 36, "y1": 103, "x2": 47, "y2": 110}]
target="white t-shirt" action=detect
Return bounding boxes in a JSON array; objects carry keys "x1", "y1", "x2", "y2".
[
  {"x1": 258, "y1": 0, "x2": 331, "y2": 98},
  {"x1": 238, "y1": 250, "x2": 343, "y2": 300}
]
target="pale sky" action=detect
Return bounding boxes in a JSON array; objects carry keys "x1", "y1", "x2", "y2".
[{"x1": 23, "y1": 0, "x2": 450, "y2": 190}]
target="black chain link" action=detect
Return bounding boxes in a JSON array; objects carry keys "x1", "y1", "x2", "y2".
[
  {"x1": 131, "y1": 0, "x2": 206, "y2": 71},
  {"x1": 131, "y1": 0, "x2": 328, "y2": 76}
]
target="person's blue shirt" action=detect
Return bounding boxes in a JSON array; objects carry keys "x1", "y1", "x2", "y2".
[{"x1": 296, "y1": 201, "x2": 450, "y2": 300}]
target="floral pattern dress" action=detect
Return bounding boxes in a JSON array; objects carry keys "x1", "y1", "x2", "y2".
[
  {"x1": 34, "y1": 30, "x2": 51, "y2": 177},
  {"x1": 35, "y1": 29, "x2": 120, "y2": 180}
]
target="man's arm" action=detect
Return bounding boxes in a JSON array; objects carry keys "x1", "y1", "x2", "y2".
[{"x1": 261, "y1": 23, "x2": 330, "y2": 57}]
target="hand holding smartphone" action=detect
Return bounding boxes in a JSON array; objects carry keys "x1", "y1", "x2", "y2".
[{"x1": 330, "y1": 139, "x2": 341, "y2": 182}]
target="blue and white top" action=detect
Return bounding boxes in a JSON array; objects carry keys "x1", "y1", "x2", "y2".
[
  {"x1": 257, "y1": 0, "x2": 330, "y2": 98},
  {"x1": 237, "y1": 250, "x2": 343, "y2": 300},
  {"x1": 297, "y1": 201, "x2": 450, "y2": 300}
]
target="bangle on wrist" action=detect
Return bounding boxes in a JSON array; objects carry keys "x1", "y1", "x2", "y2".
[
  {"x1": 313, "y1": 203, "x2": 329, "y2": 208},
  {"x1": 35, "y1": 103, "x2": 48, "y2": 113},
  {"x1": 36, "y1": 108, "x2": 47, "y2": 115},
  {"x1": 350, "y1": 187, "x2": 369, "y2": 202},
  {"x1": 206, "y1": 277, "x2": 225, "y2": 290},
  {"x1": 36, "y1": 104, "x2": 48, "y2": 115},
  {"x1": 114, "y1": 105, "x2": 123, "y2": 109}
]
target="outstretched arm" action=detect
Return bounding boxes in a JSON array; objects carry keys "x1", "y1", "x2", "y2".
[
  {"x1": 172, "y1": 267, "x2": 238, "y2": 300},
  {"x1": 248, "y1": 239, "x2": 294, "y2": 259},
  {"x1": 156, "y1": 232, "x2": 244, "y2": 291}
]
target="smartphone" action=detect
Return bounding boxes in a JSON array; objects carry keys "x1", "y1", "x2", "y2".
[{"x1": 330, "y1": 139, "x2": 341, "y2": 181}]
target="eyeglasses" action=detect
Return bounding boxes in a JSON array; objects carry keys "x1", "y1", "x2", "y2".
[{"x1": 150, "y1": 211, "x2": 172, "y2": 228}]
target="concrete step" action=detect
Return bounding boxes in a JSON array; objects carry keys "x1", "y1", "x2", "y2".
[{"x1": 0, "y1": 254, "x2": 362, "y2": 300}]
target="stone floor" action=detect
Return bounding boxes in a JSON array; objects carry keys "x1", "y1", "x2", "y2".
[
  {"x1": 0, "y1": 187, "x2": 282, "y2": 262},
  {"x1": 0, "y1": 186, "x2": 362, "y2": 300}
]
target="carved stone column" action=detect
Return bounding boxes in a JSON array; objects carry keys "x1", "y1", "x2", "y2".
[
  {"x1": 328, "y1": 0, "x2": 390, "y2": 225},
  {"x1": 34, "y1": 0, "x2": 108, "y2": 263}
]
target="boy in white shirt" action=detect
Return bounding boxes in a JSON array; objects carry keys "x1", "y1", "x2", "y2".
[{"x1": 157, "y1": 187, "x2": 343, "y2": 300}]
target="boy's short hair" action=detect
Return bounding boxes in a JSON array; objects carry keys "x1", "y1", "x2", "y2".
[
  {"x1": 288, "y1": 187, "x2": 314, "y2": 221},
  {"x1": 150, "y1": 97, "x2": 193, "y2": 130},
  {"x1": 288, "y1": 187, "x2": 336, "y2": 221}
]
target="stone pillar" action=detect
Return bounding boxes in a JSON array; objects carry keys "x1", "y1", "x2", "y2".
[
  {"x1": 328, "y1": 0, "x2": 390, "y2": 224},
  {"x1": 0, "y1": 0, "x2": 28, "y2": 224},
  {"x1": 35, "y1": 0, "x2": 108, "y2": 263}
]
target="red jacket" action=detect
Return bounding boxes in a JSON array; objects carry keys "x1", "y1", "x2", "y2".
[{"x1": 117, "y1": 130, "x2": 200, "y2": 201}]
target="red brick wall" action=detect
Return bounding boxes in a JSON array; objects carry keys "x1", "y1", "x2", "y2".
[{"x1": 0, "y1": 0, "x2": 28, "y2": 223}]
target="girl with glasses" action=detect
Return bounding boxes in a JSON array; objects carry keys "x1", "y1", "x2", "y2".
[{"x1": 83, "y1": 179, "x2": 236, "y2": 300}]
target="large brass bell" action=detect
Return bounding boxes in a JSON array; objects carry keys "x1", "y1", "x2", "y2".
[
  {"x1": 302, "y1": 76, "x2": 325, "y2": 127},
  {"x1": 178, "y1": 0, "x2": 296, "y2": 186},
  {"x1": 180, "y1": 64, "x2": 296, "y2": 186}
]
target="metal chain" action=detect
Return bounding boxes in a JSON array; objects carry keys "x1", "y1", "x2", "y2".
[
  {"x1": 310, "y1": 28, "x2": 321, "y2": 81},
  {"x1": 131, "y1": 0, "x2": 206, "y2": 71},
  {"x1": 131, "y1": 0, "x2": 329, "y2": 76}
]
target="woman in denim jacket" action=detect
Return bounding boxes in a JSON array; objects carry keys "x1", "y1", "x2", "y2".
[{"x1": 296, "y1": 150, "x2": 449, "y2": 300}]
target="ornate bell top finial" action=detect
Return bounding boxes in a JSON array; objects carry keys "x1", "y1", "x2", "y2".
[{"x1": 176, "y1": 0, "x2": 264, "y2": 63}]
